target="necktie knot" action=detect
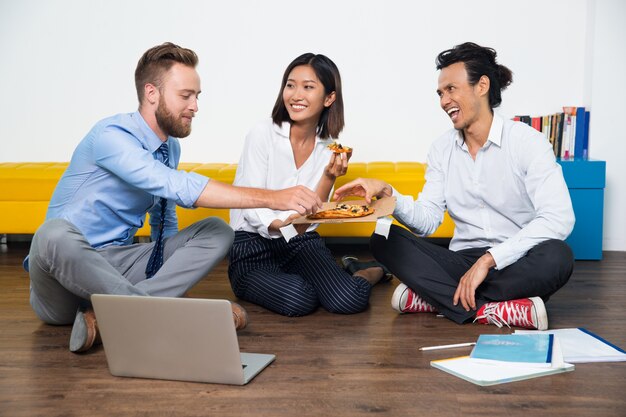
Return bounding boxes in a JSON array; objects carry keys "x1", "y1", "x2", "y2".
[{"x1": 158, "y1": 142, "x2": 169, "y2": 167}]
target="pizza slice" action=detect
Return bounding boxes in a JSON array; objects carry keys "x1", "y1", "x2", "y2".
[
  {"x1": 327, "y1": 141, "x2": 352, "y2": 153},
  {"x1": 307, "y1": 203, "x2": 374, "y2": 219}
]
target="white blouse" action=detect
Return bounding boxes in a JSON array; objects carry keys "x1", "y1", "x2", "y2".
[{"x1": 230, "y1": 119, "x2": 335, "y2": 238}]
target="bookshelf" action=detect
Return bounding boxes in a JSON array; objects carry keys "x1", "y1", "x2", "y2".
[{"x1": 557, "y1": 159, "x2": 606, "y2": 260}]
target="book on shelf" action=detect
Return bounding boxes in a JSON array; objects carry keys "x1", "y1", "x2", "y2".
[
  {"x1": 562, "y1": 106, "x2": 577, "y2": 159},
  {"x1": 555, "y1": 112, "x2": 564, "y2": 158},
  {"x1": 574, "y1": 107, "x2": 586, "y2": 158},
  {"x1": 431, "y1": 336, "x2": 574, "y2": 386},
  {"x1": 469, "y1": 334, "x2": 554, "y2": 367},
  {"x1": 514, "y1": 328, "x2": 626, "y2": 363},
  {"x1": 582, "y1": 110, "x2": 590, "y2": 159}
]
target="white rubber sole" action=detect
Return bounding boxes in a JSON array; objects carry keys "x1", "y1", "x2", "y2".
[
  {"x1": 528, "y1": 296, "x2": 549, "y2": 331},
  {"x1": 390, "y1": 283, "x2": 409, "y2": 313}
]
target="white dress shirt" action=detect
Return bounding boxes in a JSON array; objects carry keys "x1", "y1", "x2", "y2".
[
  {"x1": 392, "y1": 113, "x2": 575, "y2": 269},
  {"x1": 230, "y1": 119, "x2": 335, "y2": 239}
]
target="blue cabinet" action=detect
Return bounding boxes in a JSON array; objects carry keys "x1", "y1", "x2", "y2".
[{"x1": 557, "y1": 159, "x2": 606, "y2": 260}]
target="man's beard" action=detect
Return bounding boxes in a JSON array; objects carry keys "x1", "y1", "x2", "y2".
[{"x1": 155, "y1": 99, "x2": 192, "y2": 138}]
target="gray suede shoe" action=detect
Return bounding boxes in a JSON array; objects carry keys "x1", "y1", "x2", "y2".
[{"x1": 69, "y1": 307, "x2": 100, "y2": 353}]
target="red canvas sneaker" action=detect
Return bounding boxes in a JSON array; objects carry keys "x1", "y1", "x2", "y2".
[
  {"x1": 474, "y1": 297, "x2": 548, "y2": 330},
  {"x1": 391, "y1": 283, "x2": 437, "y2": 313}
]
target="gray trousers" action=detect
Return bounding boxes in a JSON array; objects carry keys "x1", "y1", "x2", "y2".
[{"x1": 28, "y1": 217, "x2": 234, "y2": 325}]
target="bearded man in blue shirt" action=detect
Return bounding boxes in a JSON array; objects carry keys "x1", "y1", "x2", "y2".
[{"x1": 26, "y1": 42, "x2": 322, "y2": 353}]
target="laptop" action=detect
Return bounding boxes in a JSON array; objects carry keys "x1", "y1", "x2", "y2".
[{"x1": 90, "y1": 294, "x2": 275, "y2": 385}]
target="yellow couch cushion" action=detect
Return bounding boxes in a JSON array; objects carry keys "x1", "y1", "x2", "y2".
[{"x1": 0, "y1": 162, "x2": 454, "y2": 238}]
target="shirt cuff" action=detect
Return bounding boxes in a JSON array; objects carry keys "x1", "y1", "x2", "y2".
[
  {"x1": 257, "y1": 209, "x2": 296, "y2": 239},
  {"x1": 175, "y1": 172, "x2": 210, "y2": 208},
  {"x1": 391, "y1": 187, "x2": 412, "y2": 217},
  {"x1": 487, "y1": 242, "x2": 523, "y2": 270}
]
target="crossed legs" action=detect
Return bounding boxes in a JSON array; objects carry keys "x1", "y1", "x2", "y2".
[
  {"x1": 371, "y1": 225, "x2": 574, "y2": 324},
  {"x1": 28, "y1": 217, "x2": 234, "y2": 326}
]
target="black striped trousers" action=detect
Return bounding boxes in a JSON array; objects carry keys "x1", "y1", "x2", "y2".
[{"x1": 228, "y1": 231, "x2": 371, "y2": 317}]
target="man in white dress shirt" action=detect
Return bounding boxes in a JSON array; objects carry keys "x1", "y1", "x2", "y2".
[{"x1": 333, "y1": 42, "x2": 575, "y2": 330}]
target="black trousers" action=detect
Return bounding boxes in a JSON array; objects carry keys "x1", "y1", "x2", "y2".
[{"x1": 371, "y1": 225, "x2": 574, "y2": 324}]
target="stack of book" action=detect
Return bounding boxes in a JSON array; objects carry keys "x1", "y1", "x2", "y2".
[
  {"x1": 515, "y1": 107, "x2": 590, "y2": 160},
  {"x1": 430, "y1": 333, "x2": 575, "y2": 386}
]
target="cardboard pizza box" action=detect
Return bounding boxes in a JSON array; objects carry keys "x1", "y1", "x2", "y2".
[{"x1": 292, "y1": 196, "x2": 396, "y2": 224}]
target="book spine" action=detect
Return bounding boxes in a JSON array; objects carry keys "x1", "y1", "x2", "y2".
[
  {"x1": 546, "y1": 334, "x2": 554, "y2": 363},
  {"x1": 562, "y1": 106, "x2": 577, "y2": 160},
  {"x1": 555, "y1": 113, "x2": 564, "y2": 158},
  {"x1": 583, "y1": 111, "x2": 590, "y2": 159},
  {"x1": 561, "y1": 113, "x2": 570, "y2": 159},
  {"x1": 574, "y1": 107, "x2": 586, "y2": 158}
]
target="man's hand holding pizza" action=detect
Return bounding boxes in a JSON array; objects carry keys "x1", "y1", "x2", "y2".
[{"x1": 333, "y1": 178, "x2": 393, "y2": 203}]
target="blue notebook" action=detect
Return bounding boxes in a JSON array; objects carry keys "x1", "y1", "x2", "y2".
[{"x1": 469, "y1": 334, "x2": 553, "y2": 368}]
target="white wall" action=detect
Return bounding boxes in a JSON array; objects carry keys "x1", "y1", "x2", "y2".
[
  {"x1": 587, "y1": 0, "x2": 626, "y2": 252},
  {"x1": 0, "y1": 0, "x2": 624, "y2": 250}
]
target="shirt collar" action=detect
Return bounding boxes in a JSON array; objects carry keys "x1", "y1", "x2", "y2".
[
  {"x1": 453, "y1": 112, "x2": 504, "y2": 149},
  {"x1": 131, "y1": 111, "x2": 170, "y2": 153},
  {"x1": 272, "y1": 121, "x2": 333, "y2": 145},
  {"x1": 487, "y1": 112, "x2": 504, "y2": 147}
]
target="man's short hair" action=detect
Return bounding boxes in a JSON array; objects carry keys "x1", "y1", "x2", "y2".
[
  {"x1": 135, "y1": 42, "x2": 198, "y2": 105},
  {"x1": 436, "y1": 42, "x2": 513, "y2": 109}
]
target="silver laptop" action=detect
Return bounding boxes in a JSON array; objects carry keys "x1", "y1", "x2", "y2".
[{"x1": 91, "y1": 294, "x2": 275, "y2": 385}]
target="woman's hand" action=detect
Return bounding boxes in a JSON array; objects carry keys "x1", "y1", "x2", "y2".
[{"x1": 324, "y1": 151, "x2": 351, "y2": 180}]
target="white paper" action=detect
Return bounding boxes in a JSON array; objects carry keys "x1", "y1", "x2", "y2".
[
  {"x1": 514, "y1": 328, "x2": 626, "y2": 363},
  {"x1": 374, "y1": 216, "x2": 393, "y2": 238},
  {"x1": 279, "y1": 224, "x2": 298, "y2": 242}
]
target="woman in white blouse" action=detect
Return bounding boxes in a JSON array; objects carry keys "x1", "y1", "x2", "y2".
[{"x1": 228, "y1": 53, "x2": 390, "y2": 316}]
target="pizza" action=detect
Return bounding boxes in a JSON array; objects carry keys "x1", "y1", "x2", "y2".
[
  {"x1": 307, "y1": 203, "x2": 374, "y2": 219},
  {"x1": 327, "y1": 141, "x2": 352, "y2": 153}
]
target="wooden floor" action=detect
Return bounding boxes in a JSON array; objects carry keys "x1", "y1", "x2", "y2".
[{"x1": 1, "y1": 241, "x2": 625, "y2": 417}]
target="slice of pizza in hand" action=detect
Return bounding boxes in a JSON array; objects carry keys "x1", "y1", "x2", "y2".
[
  {"x1": 307, "y1": 203, "x2": 375, "y2": 219},
  {"x1": 327, "y1": 141, "x2": 352, "y2": 153}
]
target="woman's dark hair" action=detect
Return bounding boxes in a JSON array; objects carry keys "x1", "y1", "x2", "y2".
[
  {"x1": 435, "y1": 42, "x2": 513, "y2": 109},
  {"x1": 271, "y1": 53, "x2": 344, "y2": 139}
]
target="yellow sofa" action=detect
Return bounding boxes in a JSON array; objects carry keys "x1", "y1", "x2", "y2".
[{"x1": 0, "y1": 162, "x2": 454, "y2": 238}]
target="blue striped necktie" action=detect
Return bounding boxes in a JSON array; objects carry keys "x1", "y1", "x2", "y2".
[{"x1": 145, "y1": 142, "x2": 169, "y2": 278}]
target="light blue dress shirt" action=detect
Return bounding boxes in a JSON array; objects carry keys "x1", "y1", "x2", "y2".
[{"x1": 45, "y1": 111, "x2": 209, "y2": 248}]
